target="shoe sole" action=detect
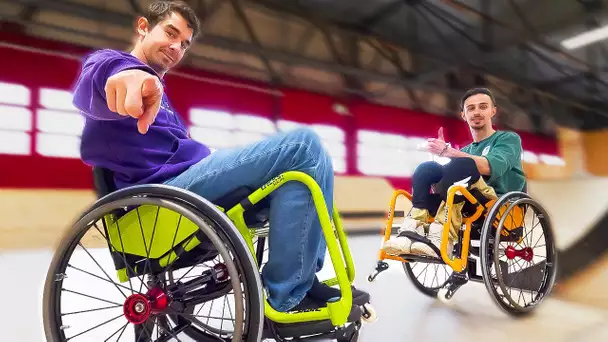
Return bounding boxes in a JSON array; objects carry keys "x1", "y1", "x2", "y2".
[
  {"x1": 409, "y1": 243, "x2": 440, "y2": 258},
  {"x1": 382, "y1": 244, "x2": 411, "y2": 256}
]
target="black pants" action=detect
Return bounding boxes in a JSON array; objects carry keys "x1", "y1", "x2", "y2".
[{"x1": 411, "y1": 157, "x2": 483, "y2": 216}]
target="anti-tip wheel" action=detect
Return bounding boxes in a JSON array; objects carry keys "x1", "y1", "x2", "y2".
[
  {"x1": 361, "y1": 304, "x2": 378, "y2": 323},
  {"x1": 437, "y1": 288, "x2": 454, "y2": 306}
]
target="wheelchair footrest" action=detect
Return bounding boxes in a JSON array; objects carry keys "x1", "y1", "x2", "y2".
[
  {"x1": 264, "y1": 305, "x2": 363, "y2": 339},
  {"x1": 400, "y1": 254, "x2": 445, "y2": 264}
]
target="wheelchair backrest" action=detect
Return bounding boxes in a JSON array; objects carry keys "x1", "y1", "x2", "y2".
[{"x1": 92, "y1": 167, "x2": 118, "y2": 198}]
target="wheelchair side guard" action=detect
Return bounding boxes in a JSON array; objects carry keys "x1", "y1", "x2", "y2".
[
  {"x1": 483, "y1": 196, "x2": 526, "y2": 244},
  {"x1": 492, "y1": 202, "x2": 525, "y2": 229},
  {"x1": 226, "y1": 171, "x2": 356, "y2": 327},
  {"x1": 103, "y1": 205, "x2": 210, "y2": 283},
  {"x1": 105, "y1": 205, "x2": 200, "y2": 259}
]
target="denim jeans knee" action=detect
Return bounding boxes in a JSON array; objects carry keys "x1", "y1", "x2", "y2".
[{"x1": 162, "y1": 128, "x2": 333, "y2": 312}]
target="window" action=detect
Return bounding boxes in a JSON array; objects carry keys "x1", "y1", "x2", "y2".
[
  {"x1": 539, "y1": 154, "x2": 565, "y2": 166},
  {"x1": 189, "y1": 109, "x2": 277, "y2": 153},
  {"x1": 276, "y1": 120, "x2": 347, "y2": 174},
  {"x1": 522, "y1": 151, "x2": 565, "y2": 166},
  {"x1": 234, "y1": 114, "x2": 277, "y2": 146},
  {"x1": 189, "y1": 109, "x2": 234, "y2": 152},
  {"x1": 190, "y1": 112, "x2": 348, "y2": 174},
  {"x1": 0, "y1": 82, "x2": 32, "y2": 155},
  {"x1": 522, "y1": 150, "x2": 539, "y2": 164},
  {"x1": 356, "y1": 130, "x2": 434, "y2": 177},
  {"x1": 35, "y1": 88, "x2": 84, "y2": 158}
]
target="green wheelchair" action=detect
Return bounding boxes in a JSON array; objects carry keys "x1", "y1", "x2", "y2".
[{"x1": 42, "y1": 168, "x2": 376, "y2": 341}]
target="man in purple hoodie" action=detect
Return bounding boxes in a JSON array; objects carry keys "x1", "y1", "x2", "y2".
[{"x1": 72, "y1": 0, "x2": 369, "y2": 314}]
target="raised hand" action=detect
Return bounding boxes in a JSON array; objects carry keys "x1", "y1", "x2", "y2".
[
  {"x1": 437, "y1": 127, "x2": 445, "y2": 142},
  {"x1": 427, "y1": 127, "x2": 448, "y2": 156},
  {"x1": 105, "y1": 69, "x2": 163, "y2": 134}
]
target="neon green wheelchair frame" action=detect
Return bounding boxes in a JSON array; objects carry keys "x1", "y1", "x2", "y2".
[
  {"x1": 104, "y1": 170, "x2": 357, "y2": 327},
  {"x1": 226, "y1": 171, "x2": 356, "y2": 326}
]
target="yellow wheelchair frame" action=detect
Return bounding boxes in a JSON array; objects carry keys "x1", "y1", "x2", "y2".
[
  {"x1": 368, "y1": 184, "x2": 557, "y2": 317},
  {"x1": 378, "y1": 185, "x2": 485, "y2": 272},
  {"x1": 104, "y1": 172, "x2": 357, "y2": 327},
  {"x1": 227, "y1": 171, "x2": 356, "y2": 325}
]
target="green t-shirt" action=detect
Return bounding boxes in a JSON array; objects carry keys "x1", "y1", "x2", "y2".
[{"x1": 460, "y1": 131, "x2": 526, "y2": 195}]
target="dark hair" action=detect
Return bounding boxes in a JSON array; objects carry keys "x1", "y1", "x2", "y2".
[
  {"x1": 144, "y1": 1, "x2": 201, "y2": 39},
  {"x1": 460, "y1": 87, "x2": 496, "y2": 110}
]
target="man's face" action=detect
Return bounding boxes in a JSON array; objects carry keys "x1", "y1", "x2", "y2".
[
  {"x1": 136, "y1": 12, "x2": 193, "y2": 73},
  {"x1": 460, "y1": 93, "x2": 496, "y2": 130}
]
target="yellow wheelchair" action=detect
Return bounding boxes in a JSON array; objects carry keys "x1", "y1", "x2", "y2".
[
  {"x1": 368, "y1": 184, "x2": 558, "y2": 316},
  {"x1": 42, "y1": 167, "x2": 375, "y2": 342}
]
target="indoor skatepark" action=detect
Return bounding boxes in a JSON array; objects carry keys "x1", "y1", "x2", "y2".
[{"x1": 1, "y1": 0, "x2": 608, "y2": 341}]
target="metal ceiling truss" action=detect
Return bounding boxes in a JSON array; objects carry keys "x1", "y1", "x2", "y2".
[
  {"x1": 251, "y1": 0, "x2": 608, "y2": 131},
  {"x1": 1, "y1": 0, "x2": 461, "y2": 99},
  {"x1": 2, "y1": 0, "x2": 608, "y2": 132}
]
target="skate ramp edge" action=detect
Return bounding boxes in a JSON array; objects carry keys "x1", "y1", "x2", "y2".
[{"x1": 528, "y1": 177, "x2": 608, "y2": 309}]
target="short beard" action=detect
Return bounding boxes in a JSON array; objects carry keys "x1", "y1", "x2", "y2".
[
  {"x1": 147, "y1": 57, "x2": 169, "y2": 75},
  {"x1": 470, "y1": 123, "x2": 485, "y2": 131}
]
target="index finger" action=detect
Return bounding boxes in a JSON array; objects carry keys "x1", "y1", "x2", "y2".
[{"x1": 138, "y1": 95, "x2": 161, "y2": 134}]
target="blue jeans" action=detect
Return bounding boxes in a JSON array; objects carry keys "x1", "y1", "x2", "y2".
[{"x1": 163, "y1": 127, "x2": 332, "y2": 312}]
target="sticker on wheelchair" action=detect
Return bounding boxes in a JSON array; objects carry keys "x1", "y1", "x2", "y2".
[{"x1": 261, "y1": 174, "x2": 285, "y2": 191}]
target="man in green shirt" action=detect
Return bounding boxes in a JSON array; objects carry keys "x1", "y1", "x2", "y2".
[{"x1": 383, "y1": 87, "x2": 526, "y2": 259}]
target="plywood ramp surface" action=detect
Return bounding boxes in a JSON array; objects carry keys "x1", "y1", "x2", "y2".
[
  {"x1": 555, "y1": 252, "x2": 608, "y2": 310},
  {"x1": 0, "y1": 176, "x2": 403, "y2": 249}
]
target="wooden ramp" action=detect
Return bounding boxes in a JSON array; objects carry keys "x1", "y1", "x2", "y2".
[{"x1": 0, "y1": 176, "x2": 404, "y2": 249}]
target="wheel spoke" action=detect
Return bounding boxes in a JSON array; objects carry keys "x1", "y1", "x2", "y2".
[
  {"x1": 62, "y1": 304, "x2": 122, "y2": 316},
  {"x1": 103, "y1": 321, "x2": 128, "y2": 342},
  {"x1": 67, "y1": 264, "x2": 140, "y2": 295},
  {"x1": 76, "y1": 239, "x2": 129, "y2": 299},
  {"x1": 66, "y1": 313, "x2": 124, "y2": 341},
  {"x1": 62, "y1": 288, "x2": 123, "y2": 307}
]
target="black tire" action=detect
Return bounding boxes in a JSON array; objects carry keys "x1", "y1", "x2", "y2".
[
  {"x1": 42, "y1": 184, "x2": 264, "y2": 342},
  {"x1": 479, "y1": 191, "x2": 558, "y2": 317},
  {"x1": 402, "y1": 261, "x2": 453, "y2": 298}
]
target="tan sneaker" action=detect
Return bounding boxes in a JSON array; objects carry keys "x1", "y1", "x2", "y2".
[
  {"x1": 382, "y1": 217, "x2": 426, "y2": 255},
  {"x1": 410, "y1": 221, "x2": 453, "y2": 259}
]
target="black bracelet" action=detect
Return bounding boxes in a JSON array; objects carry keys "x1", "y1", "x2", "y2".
[{"x1": 439, "y1": 143, "x2": 451, "y2": 156}]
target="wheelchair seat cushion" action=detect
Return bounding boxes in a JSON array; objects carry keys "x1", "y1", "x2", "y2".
[{"x1": 214, "y1": 186, "x2": 258, "y2": 210}]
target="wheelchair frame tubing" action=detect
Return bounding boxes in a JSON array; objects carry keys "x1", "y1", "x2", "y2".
[
  {"x1": 377, "y1": 186, "x2": 485, "y2": 272},
  {"x1": 224, "y1": 170, "x2": 356, "y2": 326}
]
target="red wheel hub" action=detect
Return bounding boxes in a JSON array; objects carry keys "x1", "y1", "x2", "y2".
[
  {"x1": 147, "y1": 287, "x2": 169, "y2": 313},
  {"x1": 123, "y1": 294, "x2": 151, "y2": 325},
  {"x1": 214, "y1": 263, "x2": 229, "y2": 282},
  {"x1": 123, "y1": 287, "x2": 169, "y2": 324},
  {"x1": 505, "y1": 245, "x2": 533, "y2": 262}
]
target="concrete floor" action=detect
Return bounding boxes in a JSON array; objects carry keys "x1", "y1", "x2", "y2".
[{"x1": 2, "y1": 234, "x2": 607, "y2": 342}]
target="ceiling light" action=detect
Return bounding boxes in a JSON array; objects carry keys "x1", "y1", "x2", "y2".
[{"x1": 561, "y1": 25, "x2": 608, "y2": 50}]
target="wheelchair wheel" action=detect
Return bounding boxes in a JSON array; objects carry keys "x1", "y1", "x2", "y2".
[
  {"x1": 479, "y1": 191, "x2": 558, "y2": 316},
  {"x1": 402, "y1": 261, "x2": 453, "y2": 298},
  {"x1": 43, "y1": 185, "x2": 264, "y2": 342}
]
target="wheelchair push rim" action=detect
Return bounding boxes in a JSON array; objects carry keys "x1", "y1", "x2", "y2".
[
  {"x1": 480, "y1": 192, "x2": 558, "y2": 316},
  {"x1": 43, "y1": 195, "x2": 253, "y2": 342}
]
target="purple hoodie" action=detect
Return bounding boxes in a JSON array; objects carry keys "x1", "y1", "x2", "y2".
[{"x1": 72, "y1": 49, "x2": 211, "y2": 189}]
